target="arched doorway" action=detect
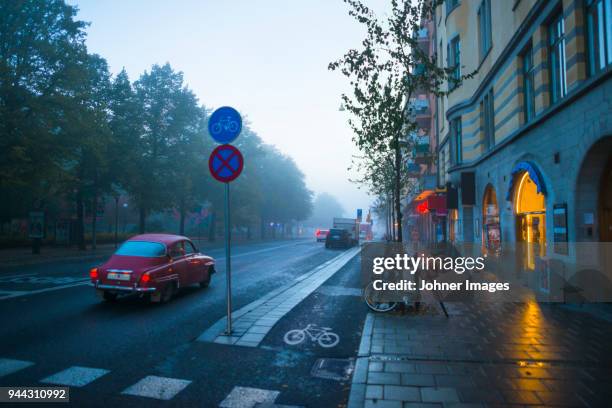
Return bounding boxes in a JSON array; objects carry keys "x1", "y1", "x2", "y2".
[
  {"x1": 575, "y1": 136, "x2": 612, "y2": 265},
  {"x1": 599, "y1": 155, "x2": 612, "y2": 242},
  {"x1": 513, "y1": 170, "x2": 546, "y2": 270},
  {"x1": 482, "y1": 184, "x2": 501, "y2": 255}
]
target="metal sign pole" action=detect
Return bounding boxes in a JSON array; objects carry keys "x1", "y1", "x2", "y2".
[{"x1": 224, "y1": 182, "x2": 232, "y2": 334}]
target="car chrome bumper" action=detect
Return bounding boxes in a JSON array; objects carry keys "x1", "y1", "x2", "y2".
[{"x1": 89, "y1": 282, "x2": 157, "y2": 292}]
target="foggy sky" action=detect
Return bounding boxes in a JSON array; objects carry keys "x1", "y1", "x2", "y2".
[{"x1": 69, "y1": 0, "x2": 390, "y2": 217}]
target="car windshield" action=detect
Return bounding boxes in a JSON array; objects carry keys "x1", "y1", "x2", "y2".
[
  {"x1": 114, "y1": 241, "x2": 166, "y2": 257},
  {"x1": 329, "y1": 229, "x2": 345, "y2": 235}
]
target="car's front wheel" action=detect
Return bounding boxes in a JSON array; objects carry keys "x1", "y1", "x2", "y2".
[{"x1": 199, "y1": 270, "x2": 211, "y2": 288}]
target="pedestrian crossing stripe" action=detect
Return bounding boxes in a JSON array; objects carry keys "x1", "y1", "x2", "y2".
[
  {"x1": 0, "y1": 358, "x2": 34, "y2": 377},
  {"x1": 41, "y1": 366, "x2": 110, "y2": 387},
  {"x1": 219, "y1": 386, "x2": 280, "y2": 408},
  {"x1": 0, "y1": 358, "x2": 298, "y2": 406},
  {"x1": 121, "y1": 375, "x2": 192, "y2": 400}
]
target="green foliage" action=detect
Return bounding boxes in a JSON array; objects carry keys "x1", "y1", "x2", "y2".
[
  {"x1": 330, "y1": 0, "x2": 475, "y2": 242},
  {"x1": 0, "y1": 0, "x2": 313, "y2": 241}
]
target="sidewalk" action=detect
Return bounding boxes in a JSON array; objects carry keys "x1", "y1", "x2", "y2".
[{"x1": 348, "y1": 302, "x2": 612, "y2": 407}]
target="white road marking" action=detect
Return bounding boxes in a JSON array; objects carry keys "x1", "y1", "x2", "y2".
[
  {"x1": 283, "y1": 324, "x2": 340, "y2": 348},
  {"x1": 0, "y1": 281, "x2": 89, "y2": 301},
  {"x1": 0, "y1": 272, "x2": 37, "y2": 280},
  {"x1": 121, "y1": 375, "x2": 191, "y2": 400},
  {"x1": 41, "y1": 366, "x2": 109, "y2": 387},
  {"x1": 219, "y1": 386, "x2": 280, "y2": 408},
  {"x1": 0, "y1": 358, "x2": 34, "y2": 377},
  {"x1": 221, "y1": 241, "x2": 304, "y2": 260},
  {"x1": 199, "y1": 246, "x2": 360, "y2": 347},
  {"x1": 0, "y1": 276, "x2": 87, "y2": 284}
]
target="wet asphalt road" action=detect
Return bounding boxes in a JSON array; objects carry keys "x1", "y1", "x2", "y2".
[{"x1": 0, "y1": 239, "x2": 368, "y2": 407}]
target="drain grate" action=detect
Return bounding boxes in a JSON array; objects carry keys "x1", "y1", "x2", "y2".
[{"x1": 310, "y1": 358, "x2": 354, "y2": 381}]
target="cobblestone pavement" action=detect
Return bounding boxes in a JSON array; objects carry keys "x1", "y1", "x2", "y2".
[{"x1": 349, "y1": 302, "x2": 612, "y2": 407}]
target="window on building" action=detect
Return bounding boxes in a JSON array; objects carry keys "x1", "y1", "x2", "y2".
[
  {"x1": 446, "y1": 0, "x2": 459, "y2": 15},
  {"x1": 522, "y1": 45, "x2": 536, "y2": 122},
  {"x1": 478, "y1": 0, "x2": 492, "y2": 61},
  {"x1": 586, "y1": 0, "x2": 612, "y2": 76},
  {"x1": 548, "y1": 12, "x2": 567, "y2": 103},
  {"x1": 481, "y1": 90, "x2": 495, "y2": 150},
  {"x1": 447, "y1": 36, "x2": 461, "y2": 90},
  {"x1": 450, "y1": 118, "x2": 462, "y2": 165}
]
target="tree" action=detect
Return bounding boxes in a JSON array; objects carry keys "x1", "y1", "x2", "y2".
[
  {"x1": 166, "y1": 102, "x2": 212, "y2": 235},
  {"x1": 257, "y1": 145, "x2": 313, "y2": 237},
  {"x1": 330, "y1": 0, "x2": 474, "y2": 242},
  {"x1": 0, "y1": 0, "x2": 89, "y2": 221},
  {"x1": 62, "y1": 53, "x2": 113, "y2": 250},
  {"x1": 131, "y1": 63, "x2": 190, "y2": 233}
]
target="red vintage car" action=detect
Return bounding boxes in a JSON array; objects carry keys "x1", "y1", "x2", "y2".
[{"x1": 89, "y1": 234, "x2": 215, "y2": 303}]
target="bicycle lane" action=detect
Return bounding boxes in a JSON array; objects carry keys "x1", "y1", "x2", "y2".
[
  {"x1": 255, "y1": 249, "x2": 368, "y2": 407},
  {"x1": 109, "y1": 248, "x2": 367, "y2": 407}
]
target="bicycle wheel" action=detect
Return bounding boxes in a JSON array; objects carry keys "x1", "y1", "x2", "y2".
[
  {"x1": 211, "y1": 123, "x2": 222, "y2": 135},
  {"x1": 283, "y1": 329, "x2": 305, "y2": 345},
  {"x1": 363, "y1": 281, "x2": 397, "y2": 312},
  {"x1": 317, "y1": 332, "x2": 340, "y2": 348},
  {"x1": 228, "y1": 121, "x2": 238, "y2": 132}
]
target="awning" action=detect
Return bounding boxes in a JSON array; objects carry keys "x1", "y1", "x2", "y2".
[
  {"x1": 506, "y1": 161, "x2": 547, "y2": 201},
  {"x1": 409, "y1": 191, "x2": 447, "y2": 216}
]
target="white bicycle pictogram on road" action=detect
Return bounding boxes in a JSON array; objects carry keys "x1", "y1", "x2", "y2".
[{"x1": 283, "y1": 324, "x2": 340, "y2": 348}]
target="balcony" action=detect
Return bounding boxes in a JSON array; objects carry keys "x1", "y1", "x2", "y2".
[{"x1": 413, "y1": 136, "x2": 432, "y2": 165}]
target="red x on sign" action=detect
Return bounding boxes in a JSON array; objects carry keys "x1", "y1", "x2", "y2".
[{"x1": 208, "y1": 144, "x2": 244, "y2": 183}]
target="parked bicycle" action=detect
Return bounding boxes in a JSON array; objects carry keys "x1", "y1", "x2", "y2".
[
  {"x1": 363, "y1": 280, "x2": 420, "y2": 312},
  {"x1": 283, "y1": 324, "x2": 340, "y2": 348}
]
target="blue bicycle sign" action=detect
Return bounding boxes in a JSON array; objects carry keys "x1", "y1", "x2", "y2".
[{"x1": 208, "y1": 106, "x2": 242, "y2": 144}]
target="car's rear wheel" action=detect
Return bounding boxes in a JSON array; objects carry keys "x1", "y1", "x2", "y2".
[
  {"x1": 102, "y1": 291, "x2": 118, "y2": 302},
  {"x1": 159, "y1": 282, "x2": 176, "y2": 304}
]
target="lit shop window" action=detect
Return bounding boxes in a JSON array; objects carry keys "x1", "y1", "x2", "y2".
[{"x1": 514, "y1": 171, "x2": 546, "y2": 270}]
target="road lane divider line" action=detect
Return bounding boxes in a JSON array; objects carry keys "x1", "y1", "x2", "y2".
[
  {"x1": 0, "y1": 280, "x2": 89, "y2": 301},
  {"x1": 214, "y1": 240, "x2": 307, "y2": 261},
  {"x1": 197, "y1": 246, "x2": 361, "y2": 347}
]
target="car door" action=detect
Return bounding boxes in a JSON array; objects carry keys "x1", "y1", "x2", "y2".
[
  {"x1": 182, "y1": 240, "x2": 203, "y2": 284},
  {"x1": 167, "y1": 242, "x2": 187, "y2": 286}
]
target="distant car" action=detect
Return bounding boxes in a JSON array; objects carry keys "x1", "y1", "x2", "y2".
[
  {"x1": 325, "y1": 228, "x2": 352, "y2": 249},
  {"x1": 315, "y1": 228, "x2": 329, "y2": 242},
  {"x1": 89, "y1": 234, "x2": 215, "y2": 303}
]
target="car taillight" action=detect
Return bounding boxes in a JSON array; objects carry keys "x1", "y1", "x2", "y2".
[
  {"x1": 140, "y1": 274, "x2": 151, "y2": 283},
  {"x1": 89, "y1": 267, "x2": 98, "y2": 279},
  {"x1": 316, "y1": 228, "x2": 320, "y2": 235}
]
